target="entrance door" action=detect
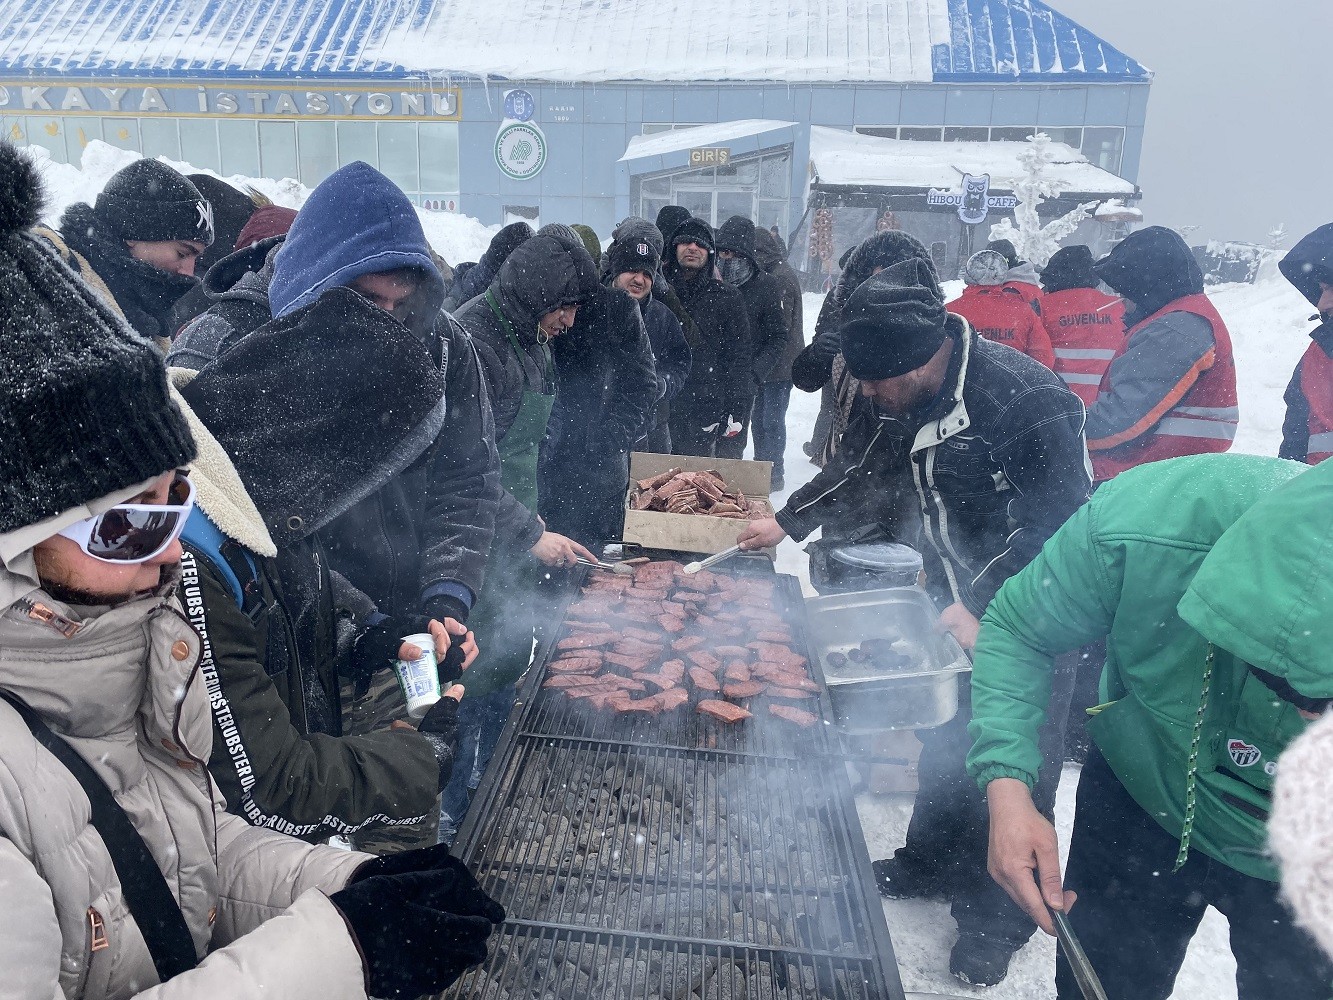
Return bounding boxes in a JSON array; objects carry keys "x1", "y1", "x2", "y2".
[{"x1": 671, "y1": 188, "x2": 757, "y2": 228}]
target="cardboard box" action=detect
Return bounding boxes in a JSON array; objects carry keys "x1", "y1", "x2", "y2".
[{"x1": 623, "y1": 452, "x2": 773, "y2": 556}]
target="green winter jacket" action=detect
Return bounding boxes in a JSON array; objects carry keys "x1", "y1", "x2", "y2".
[{"x1": 968, "y1": 453, "x2": 1333, "y2": 881}]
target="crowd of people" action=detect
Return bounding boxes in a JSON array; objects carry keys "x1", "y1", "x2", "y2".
[{"x1": 1, "y1": 129, "x2": 1332, "y2": 1000}]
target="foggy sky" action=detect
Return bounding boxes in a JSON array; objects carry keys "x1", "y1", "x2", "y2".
[{"x1": 1052, "y1": 0, "x2": 1331, "y2": 248}]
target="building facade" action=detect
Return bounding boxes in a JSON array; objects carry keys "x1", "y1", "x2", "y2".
[{"x1": 0, "y1": 0, "x2": 1149, "y2": 247}]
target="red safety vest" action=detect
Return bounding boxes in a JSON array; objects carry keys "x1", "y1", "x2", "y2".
[
  {"x1": 1091, "y1": 293, "x2": 1238, "y2": 482},
  {"x1": 947, "y1": 285, "x2": 1054, "y2": 370},
  {"x1": 1042, "y1": 287, "x2": 1126, "y2": 406}
]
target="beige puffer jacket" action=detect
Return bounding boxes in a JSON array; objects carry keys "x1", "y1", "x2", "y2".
[{"x1": 0, "y1": 553, "x2": 371, "y2": 1000}]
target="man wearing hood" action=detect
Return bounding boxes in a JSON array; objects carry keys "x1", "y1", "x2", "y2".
[
  {"x1": 1085, "y1": 226, "x2": 1239, "y2": 483},
  {"x1": 713, "y1": 216, "x2": 790, "y2": 465},
  {"x1": 948, "y1": 250, "x2": 1055, "y2": 369},
  {"x1": 663, "y1": 217, "x2": 753, "y2": 457},
  {"x1": 971, "y1": 454, "x2": 1333, "y2": 999},
  {"x1": 166, "y1": 161, "x2": 499, "y2": 638},
  {"x1": 1038, "y1": 245, "x2": 1126, "y2": 406},
  {"x1": 986, "y1": 238, "x2": 1044, "y2": 316},
  {"x1": 169, "y1": 301, "x2": 475, "y2": 844},
  {"x1": 739, "y1": 259, "x2": 1091, "y2": 986},
  {"x1": 0, "y1": 140, "x2": 503, "y2": 1000},
  {"x1": 36, "y1": 157, "x2": 215, "y2": 349},
  {"x1": 606, "y1": 220, "x2": 693, "y2": 454},
  {"x1": 1277, "y1": 223, "x2": 1333, "y2": 464},
  {"x1": 448, "y1": 224, "x2": 601, "y2": 842},
  {"x1": 751, "y1": 227, "x2": 805, "y2": 488},
  {"x1": 792, "y1": 231, "x2": 942, "y2": 467}
]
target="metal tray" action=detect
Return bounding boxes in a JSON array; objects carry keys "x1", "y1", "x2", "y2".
[{"x1": 803, "y1": 588, "x2": 971, "y2": 733}]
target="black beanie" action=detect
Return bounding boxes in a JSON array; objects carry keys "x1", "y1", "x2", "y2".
[
  {"x1": 656, "y1": 205, "x2": 692, "y2": 245},
  {"x1": 94, "y1": 159, "x2": 215, "y2": 246},
  {"x1": 987, "y1": 239, "x2": 1020, "y2": 267},
  {"x1": 0, "y1": 142, "x2": 196, "y2": 534},
  {"x1": 839, "y1": 258, "x2": 949, "y2": 380},
  {"x1": 607, "y1": 234, "x2": 661, "y2": 278},
  {"x1": 1041, "y1": 245, "x2": 1100, "y2": 294}
]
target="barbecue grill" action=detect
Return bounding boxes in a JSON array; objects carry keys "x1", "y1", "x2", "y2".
[{"x1": 448, "y1": 564, "x2": 907, "y2": 1000}]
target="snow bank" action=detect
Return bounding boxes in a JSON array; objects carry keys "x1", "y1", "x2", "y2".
[{"x1": 26, "y1": 140, "x2": 497, "y2": 266}]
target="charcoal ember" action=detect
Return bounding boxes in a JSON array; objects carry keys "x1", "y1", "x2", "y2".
[
  {"x1": 569, "y1": 941, "x2": 612, "y2": 977},
  {"x1": 747, "y1": 966, "x2": 788, "y2": 1000}
]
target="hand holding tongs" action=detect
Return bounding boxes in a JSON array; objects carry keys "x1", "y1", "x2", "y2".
[
  {"x1": 682, "y1": 544, "x2": 744, "y2": 575},
  {"x1": 573, "y1": 556, "x2": 641, "y2": 575},
  {"x1": 1051, "y1": 908, "x2": 1108, "y2": 1000}
]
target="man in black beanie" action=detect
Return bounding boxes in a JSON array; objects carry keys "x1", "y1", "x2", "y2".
[
  {"x1": 36, "y1": 157, "x2": 214, "y2": 348},
  {"x1": 713, "y1": 216, "x2": 789, "y2": 466},
  {"x1": 739, "y1": 257, "x2": 1092, "y2": 987}
]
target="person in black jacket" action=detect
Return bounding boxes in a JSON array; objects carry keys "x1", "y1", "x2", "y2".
[
  {"x1": 1278, "y1": 223, "x2": 1333, "y2": 465},
  {"x1": 166, "y1": 164, "x2": 499, "y2": 635},
  {"x1": 663, "y1": 217, "x2": 753, "y2": 456},
  {"x1": 447, "y1": 224, "x2": 601, "y2": 843},
  {"x1": 442, "y1": 221, "x2": 534, "y2": 312},
  {"x1": 739, "y1": 260, "x2": 1091, "y2": 987},
  {"x1": 36, "y1": 157, "x2": 215, "y2": 348},
  {"x1": 713, "y1": 216, "x2": 788, "y2": 461},
  {"x1": 606, "y1": 223, "x2": 693, "y2": 453},
  {"x1": 752, "y1": 227, "x2": 805, "y2": 489},
  {"x1": 792, "y1": 231, "x2": 943, "y2": 468},
  {"x1": 540, "y1": 280, "x2": 658, "y2": 549}
]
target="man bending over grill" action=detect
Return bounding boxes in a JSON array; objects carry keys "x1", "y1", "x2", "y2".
[{"x1": 738, "y1": 258, "x2": 1091, "y2": 987}]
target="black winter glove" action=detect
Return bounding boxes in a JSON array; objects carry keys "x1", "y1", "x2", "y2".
[
  {"x1": 330, "y1": 869, "x2": 503, "y2": 999},
  {"x1": 348, "y1": 846, "x2": 504, "y2": 926},
  {"x1": 417, "y1": 695, "x2": 460, "y2": 792},
  {"x1": 350, "y1": 615, "x2": 435, "y2": 686},
  {"x1": 810, "y1": 321, "x2": 842, "y2": 364},
  {"x1": 422, "y1": 594, "x2": 471, "y2": 682}
]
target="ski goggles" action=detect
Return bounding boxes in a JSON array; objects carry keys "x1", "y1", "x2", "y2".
[{"x1": 56, "y1": 472, "x2": 195, "y2": 564}]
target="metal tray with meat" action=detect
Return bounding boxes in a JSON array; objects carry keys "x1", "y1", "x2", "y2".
[{"x1": 526, "y1": 559, "x2": 836, "y2": 759}]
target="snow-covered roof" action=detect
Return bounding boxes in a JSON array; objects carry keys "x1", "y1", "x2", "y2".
[
  {"x1": 620, "y1": 122, "x2": 797, "y2": 163},
  {"x1": 0, "y1": 0, "x2": 1148, "y2": 83},
  {"x1": 809, "y1": 126, "x2": 1137, "y2": 196}
]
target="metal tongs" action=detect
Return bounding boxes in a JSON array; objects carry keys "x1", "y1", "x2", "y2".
[
  {"x1": 682, "y1": 544, "x2": 745, "y2": 575},
  {"x1": 573, "y1": 556, "x2": 644, "y2": 576},
  {"x1": 1052, "y1": 909, "x2": 1108, "y2": 1000}
]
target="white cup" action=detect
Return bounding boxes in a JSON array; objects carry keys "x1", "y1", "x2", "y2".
[{"x1": 395, "y1": 632, "x2": 442, "y2": 719}]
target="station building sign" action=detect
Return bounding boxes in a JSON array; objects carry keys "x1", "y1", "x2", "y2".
[
  {"x1": 689, "y1": 147, "x2": 731, "y2": 167},
  {"x1": 0, "y1": 81, "x2": 462, "y2": 121}
]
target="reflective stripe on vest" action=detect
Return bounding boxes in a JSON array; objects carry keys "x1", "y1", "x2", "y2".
[
  {"x1": 1308, "y1": 430, "x2": 1333, "y2": 461},
  {"x1": 1156, "y1": 417, "x2": 1238, "y2": 441},
  {"x1": 1060, "y1": 372, "x2": 1104, "y2": 386},
  {"x1": 1054, "y1": 347, "x2": 1118, "y2": 361}
]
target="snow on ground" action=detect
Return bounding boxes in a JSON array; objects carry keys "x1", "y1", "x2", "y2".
[
  {"x1": 25, "y1": 141, "x2": 498, "y2": 267},
  {"x1": 32, "y1": 139, "x2": 1319, "y2": 997},
  {"x1": 754, "y1": 279, "x2": 1315, "y2": 998}
]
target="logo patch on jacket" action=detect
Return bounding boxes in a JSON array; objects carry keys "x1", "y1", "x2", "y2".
[{"x1": 1228, "y1": 739, "x2": 1262, "y2": 768}]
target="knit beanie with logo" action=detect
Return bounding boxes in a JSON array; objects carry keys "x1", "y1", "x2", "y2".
[
  {"x1": 0, "y1": 141, "x2": 196, "y2": 534},
  {"x1": 94, "y1": 158, "x2": 215, "y2": 247}
]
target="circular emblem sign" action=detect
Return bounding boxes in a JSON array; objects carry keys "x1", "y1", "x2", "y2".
[
  {"x1": 503, "y1": 89, "x2": 536, "y2": 122},
  {"x1": 495, "y1": 122, "x2": 547, "y2": 181}
]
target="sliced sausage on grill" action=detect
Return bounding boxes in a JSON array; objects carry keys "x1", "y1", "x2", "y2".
[
  {"x1": 688, "y1": 668, "x2": 722, "y2": 692},
  {"x1": 697, "y1": 699, "x2": 752, "y2": 723},
  {"x1": 769, "y1": 705, "x2": 818, "y2": 727}
]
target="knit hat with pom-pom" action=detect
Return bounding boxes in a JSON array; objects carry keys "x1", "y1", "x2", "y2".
[{"x1": 0, "y1": 140, "x2": 196, "y2": 534}]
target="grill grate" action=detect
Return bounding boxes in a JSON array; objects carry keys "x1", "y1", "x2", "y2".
[{"x1": 452, "y1": 565, "x2": 905, "y2": 1000}]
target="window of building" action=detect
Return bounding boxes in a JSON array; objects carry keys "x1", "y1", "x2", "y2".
[
  {"x1": 1042, "y1": 126, "x2": 1084, "y2": 149},
  {"x1": 854, "y1": 126, "x2": 898, "y2": 139},
  {"x1": 336, "y1": 121, "x2": 378, "y2": 170},
  {"x1": 899, "y1": 127, "x2": 944, "y2": 141},
  {"x1": 1082, "y1": 127, "x2": 1125, "y2": 173},
  {"x1": 21, "y1": 117, "x2": 67, "y2": 163},
  {"x1": 633, "y1": 147, "x2": 791, "y2": 234},
  {"x1": 296, "y1": 121, "x2": 337, "y2": 188},
  {"x1": 139, "y1": 118, "x2": 182, "y2": 161},
  {"x1": 943, "y1": 126, "x2": 989, "y2": 143},
  {"x1": 258, "y1": 121, "x2": 298, "y2": 182},
  {"x1": 418, "y1": 122, "x2": 460, "y2": 195},
  {"x1": 218, "y1": 119, "x2": 260, "y2": 176},
  {"x1": 178, "y1": 119, "x2": 220, "y2": 173},
  {"x1": 378, "y1": 122, "x2": 419, "y2": 193},
  {"x1": 990, "y1": 126, "x2": 1035, "y2": 143},
  {"x1": 641, "y1": 123, "x2": 705, "y2": 135}
]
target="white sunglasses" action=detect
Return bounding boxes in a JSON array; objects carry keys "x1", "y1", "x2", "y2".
[{"x1": 56, "y1": 472, "x2": 196, "y2": 564}]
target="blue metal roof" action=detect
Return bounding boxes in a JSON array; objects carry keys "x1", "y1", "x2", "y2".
[
  {"x1": 934, "y1": 0, "x2": 1150, "y2": 81},
  {"x1": 0, "y1": 0, "x2": 1148, "y2": 83}
]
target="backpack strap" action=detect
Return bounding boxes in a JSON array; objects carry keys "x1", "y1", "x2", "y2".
[
  {"x1": 0, "y1": 692, "x2": 200, "y2": 982},
  {"x1": 180, "y1": 509, "x2": 265, "y2": 622}
]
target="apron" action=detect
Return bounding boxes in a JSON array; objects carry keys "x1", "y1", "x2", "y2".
[
  {"x1": 465, "y1": 292, "x2": 556, "y2": 695},
  {"x1": 487, "y1": 290, "x2": 554, "y2": 511}
]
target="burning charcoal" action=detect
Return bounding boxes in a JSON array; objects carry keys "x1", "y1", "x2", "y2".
[{"x1": 747, "y1": 967, "x2": 787, "y2": 1000}]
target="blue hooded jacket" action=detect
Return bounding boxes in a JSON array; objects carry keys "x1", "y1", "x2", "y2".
[{"x1": 269, "y1": 161, "x2": 443, "y2": 320}]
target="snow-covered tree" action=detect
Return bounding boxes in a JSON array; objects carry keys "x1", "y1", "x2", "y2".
[{"x1": 988, "y1": 132, "x2": 1097, "y2": 268}]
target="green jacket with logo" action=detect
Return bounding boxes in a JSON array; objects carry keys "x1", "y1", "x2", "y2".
[{"x1": 967, "y1": 453, "x2": 1333, "y2": 881}]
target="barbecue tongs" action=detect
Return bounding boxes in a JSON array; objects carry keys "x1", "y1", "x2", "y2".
[{"x1": 1052, "y1": 908, "x2": 1108, "y2": 1000}]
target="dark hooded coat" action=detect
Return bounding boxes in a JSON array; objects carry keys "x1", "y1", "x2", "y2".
[
  {"x1": 167, "y1": 163, "x2": 500, "y2": 617},
  {"x1": 441, "y1": 221, "x2": 534, "y2": 312},
  {"x1": 539, "y1": 285, "x2": 658, "y2": 547},
  {"x1": 663, "y1": 217, "x2": 753, "y2": 432},
  {"x1": 454, "y1": 224, "x2": 601, "y2": 548},
  {"x1": 754, "y1": 227, "x2": 804, "y2": 383},
  {"x1": 716, "y1": 216, "x2": 789, "y2": 384}
]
